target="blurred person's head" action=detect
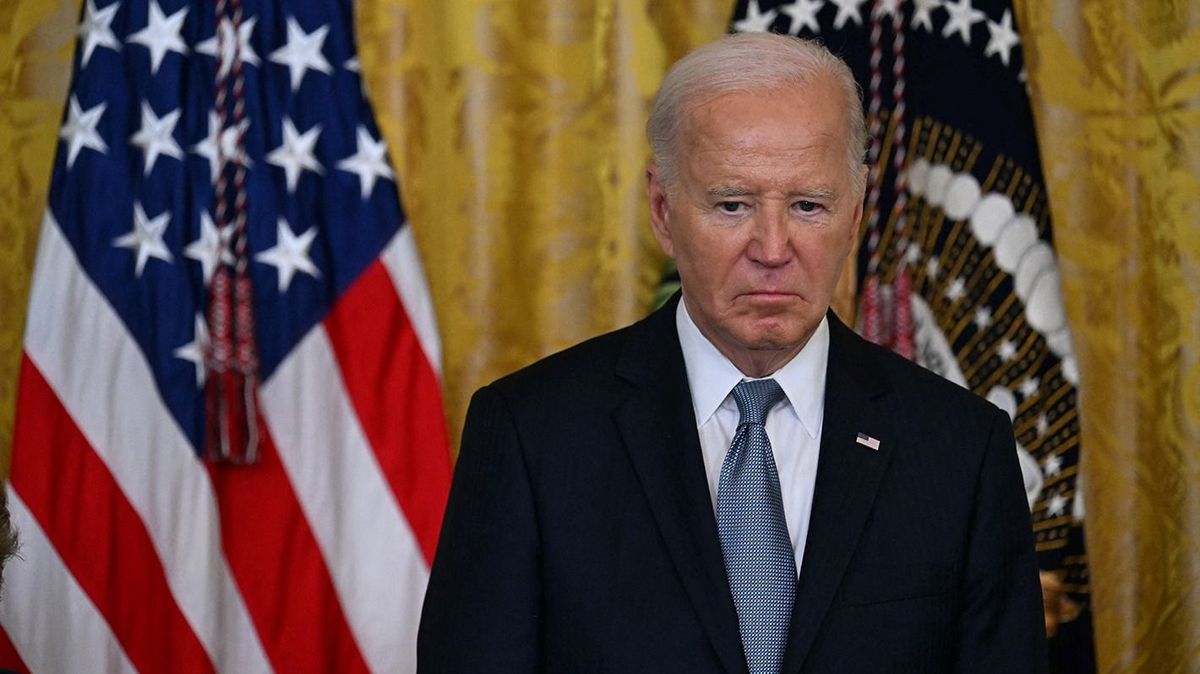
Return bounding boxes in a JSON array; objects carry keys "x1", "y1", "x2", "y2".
[{"x1": 0, "y1": 488, "x2": 18, "y2": 599}]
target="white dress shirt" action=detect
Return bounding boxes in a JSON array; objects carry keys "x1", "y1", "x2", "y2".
[{"x1": 676, "y1": 298, "x2": 829, "y2": 577}]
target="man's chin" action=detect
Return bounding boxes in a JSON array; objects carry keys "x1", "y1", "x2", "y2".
[
  {"x1": 735, "y1": 330, "x2": 804, "y2": 353},
  {"x1": 733, "y1": 319, "x2": 817, "y2": 353}
]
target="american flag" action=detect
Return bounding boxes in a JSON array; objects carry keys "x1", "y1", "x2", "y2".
[{"x1": 0, "y1": 0, "x2": 451, "y2": 671}]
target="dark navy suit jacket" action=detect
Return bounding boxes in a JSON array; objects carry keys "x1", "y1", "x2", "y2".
[{"x1": 418, "y1": 295, "x2": 1046, "y2": 673}]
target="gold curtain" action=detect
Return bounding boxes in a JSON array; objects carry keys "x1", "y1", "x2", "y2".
[
  {"x1": 355, "y1": 0, "x2": 730, "y2": 447},
  {"x1": 0, "y1": 0, "x2": 78, "y2": 474},
  {"x1": 1017, "y1": 1, "x2": 1200, "y2": 671}
]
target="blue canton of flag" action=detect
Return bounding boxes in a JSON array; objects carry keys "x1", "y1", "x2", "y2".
[{"x1": 60, "y1": 0, "x2": 400, "y2": 452}]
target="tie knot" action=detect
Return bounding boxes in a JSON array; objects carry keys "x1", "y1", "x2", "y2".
[{"x1": 731, "y1": 378, "x2": 785, "y2": 427}]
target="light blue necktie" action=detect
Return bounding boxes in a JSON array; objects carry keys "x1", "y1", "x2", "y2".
[{"x1": 717, "y1": 379, "x2": 794, "y2": 674}]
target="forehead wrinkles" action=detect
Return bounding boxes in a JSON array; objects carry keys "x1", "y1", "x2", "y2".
[
  {"x1": 693, "y1": 134, "x2": 840, "y2": 164},
  {"x1": 669, "y1": 100, "x2": 859, "y2": 203},
  {"x1": 684, "y1": 132, "x2": 846, "y2": 196}
]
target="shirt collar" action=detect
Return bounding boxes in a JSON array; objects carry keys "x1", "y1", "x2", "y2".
[{"x1": 676, "y1": 296, "x2": 829, "y2": 439}]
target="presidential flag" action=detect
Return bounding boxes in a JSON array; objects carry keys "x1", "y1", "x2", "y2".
[
  {"x1": 728, "y1": 1, "x2": 1094, "y2": 669},
  {"x1": 1, "y1": 0, "x2": 451, "y2": 671}
]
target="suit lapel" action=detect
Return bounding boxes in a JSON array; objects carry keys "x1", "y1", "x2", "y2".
[
  {"x1": 782, "y1": 316, "x2": 895, "y2": 673},
  {"x1": 614, "y1": 297, "x2": 746, "y2": 674}
]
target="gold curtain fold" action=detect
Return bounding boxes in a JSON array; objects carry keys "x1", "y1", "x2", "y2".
[
  {"x1": 1018, "y1": 1, "x2": 1200, "y2": 671},
  {"x1": 355, "y1": 0, "x2": 730, "y2": 449},
  {"x1": 0, "y1": 0, "x2": 77, "y2": 474}
]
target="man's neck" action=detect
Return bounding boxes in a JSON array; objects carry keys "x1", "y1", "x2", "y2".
[{"x1": 721, "y1": 343, "x2": 808, "y2": 379}]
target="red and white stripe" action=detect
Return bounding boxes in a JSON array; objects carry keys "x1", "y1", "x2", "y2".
[{"x1": 2, "y1": 213, "x2": 452, "y2": 672}]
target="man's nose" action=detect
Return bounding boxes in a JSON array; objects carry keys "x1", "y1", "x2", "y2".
[{"x1": 748, "y1": 206, "x2": 792, "y2": 267}]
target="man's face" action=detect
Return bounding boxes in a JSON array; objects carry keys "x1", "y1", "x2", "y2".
[{"x1": 648, "y1": 77, "x2": 866, "y2": 375}]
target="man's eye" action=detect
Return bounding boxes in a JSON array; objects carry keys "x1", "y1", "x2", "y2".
[
  {"x1": 796, "y1": 200, "x2": 820, "y2": 213},
  {"x1": 717, "y1": 202, "x2": 745, "y2": 214}
]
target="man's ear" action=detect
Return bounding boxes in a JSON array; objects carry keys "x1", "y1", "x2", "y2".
[{"x1": 647, "y1": 165, "x2": 675, "y2": 258}]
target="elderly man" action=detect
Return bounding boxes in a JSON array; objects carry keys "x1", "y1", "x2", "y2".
[{"x1": 418, "y1": 33, "x2": 1046, "y2": 673}]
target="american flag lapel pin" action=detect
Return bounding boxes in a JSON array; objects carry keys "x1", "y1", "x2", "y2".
[{"x1": 856, "y1": 432, "x2": 881, "y2": 451}]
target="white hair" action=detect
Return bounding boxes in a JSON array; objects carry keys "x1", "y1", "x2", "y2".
[{"x1": 647, "y1": 32, "x2": 867, "y2": 192}]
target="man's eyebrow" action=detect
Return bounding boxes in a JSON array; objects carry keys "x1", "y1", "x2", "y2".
[
  {"x1": 705, "y1": 186, "x2": 838, "y2": 199},
  {"x1": 793, "y1": 187, "x2": 836, "y2": 200},
  {"x1": 707, "y1": 185, "x2": 751, "y2": 198}
]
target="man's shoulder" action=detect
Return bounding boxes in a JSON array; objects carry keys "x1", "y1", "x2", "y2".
[
  {"x1": 494, "y1": 324, "x2": 630, "y2": 390},
  {"x1": 484, "y1": 304, "x2": 673, "y2": 405}
]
